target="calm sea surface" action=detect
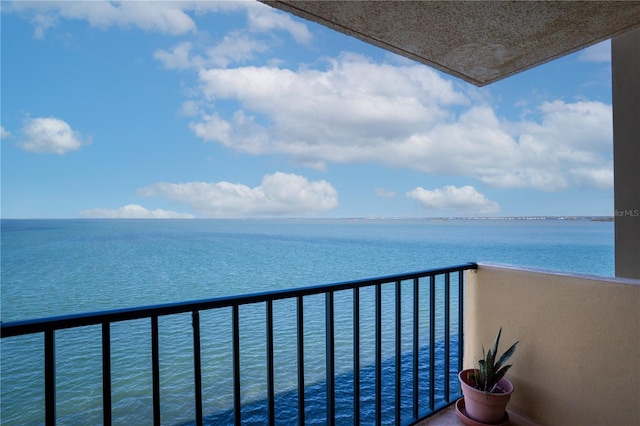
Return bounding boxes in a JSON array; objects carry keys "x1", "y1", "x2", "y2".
[{"x1": 0, "y1": 219, "x2": 614, "y2": 425}]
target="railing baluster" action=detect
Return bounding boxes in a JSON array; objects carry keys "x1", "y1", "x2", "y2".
[
  {"x1": 444, "y1": 273, "x2": 451, "y2": 402},
  {"x1": 297, "y1": 296, "x2": 305, "y2": 426},
  {"x1": 375, "y1": 283, "x2": 382, "y2": 425},
  {"x1": 412, "y1": 277, "x2": 419, "y2": 420},
  {"x1": 458, "y1": 270, "x2": 465, "y2": 375},
  {"x1": 395, "y1": 280, "x2": 402, "y2": 425},
  {"x1": 44, "y1": 329, "x2": 55, "y2": 426},
  {"x1": 232, "y1": 305, "x2": 241, "y2": 426},
  {"x1": 151, "y1": 316, "x2": 161, "y2": 426},
  {"x1": 326, "y1": 291, "x2": 335, "y2": 425},
  {"x1": 102, "y1": 322, "x2": 112, "y2": 426},
  {"x1": 353, "y1": 287, "x2": 361, "y2": 425},
  {"x1": 429, "y1": 275, "x2": 436, "y2": 411},
  {"x1": 266, "y1": 300, "x2": 275, "y2": 426},
  {"x1": 192, "y1": 311, "x2": 203, "y2": 426}
]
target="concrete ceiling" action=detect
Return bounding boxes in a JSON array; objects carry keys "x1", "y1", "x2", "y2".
[{"x1": 260, "y1": 1, "x2": 640, "y2": 86}]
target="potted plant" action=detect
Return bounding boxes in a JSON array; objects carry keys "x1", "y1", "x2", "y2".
[{"x1": 458, "y1": 327, "x2": 519, "y2": 425}]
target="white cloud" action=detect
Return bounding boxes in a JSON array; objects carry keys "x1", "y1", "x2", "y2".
[
  {"x1": 79, "y1": 204, "x2": 194, "y2": 219},
  {"x1": 407, "y1": 185, "x2": 500, "y2": 216},
  {"x1": 179, "y1": 100, "x2": 204, "y2": 117},
  {"x1": 154, "y1": 41, "x2": 199, "y2": 70},
  {"x1": 8, "y1": 1, "x2": 199, "y2": 37},
  {"x1": 9, "y1": 0, "x2": 312, "y2": 46},
  {"x1": 191, "y1": 54, "x2": 467, "y2": 166},
  {"x1": 0, "y1": 126, "x2": 11, "y2": 139},
  {"x1": 577, "y1": 40, "x2": 611, "y2": 63},
  {"x1": 206, "y1": 32, "x2": 269, "y2": 68},
  {"x1": 154, "y1": 34, "x2": 269, "y2": 70},
  {"x1": 31, "y1": 13, "x2": 57, "y2": 39},
  {"x1": 569, "y1": 167, "x2": 613, "y2": 190},
  {"x1": 246, "y1": 2, "x2": 312, "y2": 44},
  {"x1": 188, "y1": 53, "x2": 612, "y2": 191},
  {"x1": 19, "y1": 2, "x2": 611, "y2": 193},
  {"x1": 19, "y1": 117, "x2": 91, "y2": 154},
  {"x1": 137, "y1": 172, "x2": 338, "y2": 217}
]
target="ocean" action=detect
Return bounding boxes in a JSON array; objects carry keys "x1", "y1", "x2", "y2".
[{"x1": 0, "y1": 218, "x2": 614, "y2": 425}]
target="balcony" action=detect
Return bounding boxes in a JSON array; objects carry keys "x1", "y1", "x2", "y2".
[{"x1": 1, "y1": 263, "x2": 638, "y2": 425}]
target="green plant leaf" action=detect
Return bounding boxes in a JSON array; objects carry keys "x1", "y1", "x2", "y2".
[
  {"x1": 495, "y1": 341, "x2": 519, "y2": 372},
  {"x1": 469, "y1": 327, "x2": 518, "y2": 394},
  {"x1": 492, "y1": 328, "x2": 502, "y2": 362}
]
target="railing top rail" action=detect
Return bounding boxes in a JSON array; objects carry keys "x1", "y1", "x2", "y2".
[{"x1": 1, "y1": 262, "x2": 477, "y2": 338}]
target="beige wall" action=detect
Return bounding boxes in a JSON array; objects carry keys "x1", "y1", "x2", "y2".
[{"x1": 464, "y1": 264, "x2": 640, "y2": 426}]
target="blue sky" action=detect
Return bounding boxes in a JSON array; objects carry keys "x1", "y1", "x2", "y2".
[{"x1": 1, "y1": 1, "x2": 614, "y2": 219}]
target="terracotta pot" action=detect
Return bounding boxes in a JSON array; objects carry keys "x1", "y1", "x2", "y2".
[{"x1": 458, "y1": 369, "x2": 513, "y2": 424}]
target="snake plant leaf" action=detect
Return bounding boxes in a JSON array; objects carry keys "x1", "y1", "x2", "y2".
[
  {"x1": 495, "y1": 341, "x2": 519, "y2": 372},
  {"x1": 493, "y1": 364, "x2": 513, "y2": 384},
  {"x1": 471, "y1": 327, "x2": 518, "y2": 394},
  {"x1": 492, "y1": 327, "x2": 502, "y2": 361}
]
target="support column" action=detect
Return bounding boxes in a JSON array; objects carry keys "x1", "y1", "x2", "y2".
[{"x1": 612, "y1": 28, "x2": 640, "y2": 279}]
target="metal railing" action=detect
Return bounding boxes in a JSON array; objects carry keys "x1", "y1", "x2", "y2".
[{"x1": 1, "y1": 262, "x2": 477, "y2": 425}]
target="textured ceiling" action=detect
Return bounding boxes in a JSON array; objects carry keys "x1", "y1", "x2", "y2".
[{"x1": 261, "y1": 1, "x2": 640, "y2": 86}]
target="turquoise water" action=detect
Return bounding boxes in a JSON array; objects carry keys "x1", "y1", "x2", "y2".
[
  {"x1": 0, "y1": 218, "x2": 614, "y2": 321},
  {"x1": 0, "y1": 219, "x2": 614, "y2": 425}
]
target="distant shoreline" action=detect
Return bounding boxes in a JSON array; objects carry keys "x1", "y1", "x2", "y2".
[
  {"x1": 343, "y1": 216, "x2": 614, "y2": 222},
  {"x1": 0, "y1": 216, "x2": 615, "y2": 222}
]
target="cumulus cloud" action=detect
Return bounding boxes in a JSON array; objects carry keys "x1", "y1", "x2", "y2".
[
  {"x1": 155, "y1": 34, "x2": 269, "y2": 70},
  {"x1": 191, "y1": 54, "x2": 467, "y2": 164},
  {"x1": 19, "y1": 117, "x2": 91, "y2": 154},
  {"x1": 9, "y1": 0, "x2": 312, "y2": 47},
  {"x1": 186, "y1": 52, "x2": 612, "y2": 191},
  {"x1": 206, "y1": 32, "x2": 270, "y2": 68},
  {"x1": 7, "y1": 1, "x2": 199, "y2": 38},
  {"x1": 79, "y1": 204, "x2": 194, "y2": 219},
  {"x1": 407, "y1": 185, "x2": 500, "y2": 216},
  {"x1": 246, "y1": 2, "x2": 312, "y2": 44},
  {"x1": 137, "y1": 172, "x2": 338, "y2": 217},
  {"x1": 154, "y1": 41, "x2": 198, "y2": 70},
  {"x1": 0, "y1": 126, "x2": 11, "y2": 139},
  {"x1": 18, "y1": 2, "x2": 610, "y2": 193},
  {"x1": 569, "y1": 167, "x2": 613, "y2": 190}
]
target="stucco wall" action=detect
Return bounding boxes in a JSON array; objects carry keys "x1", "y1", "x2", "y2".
[{"x1": 464, "y1": 264, "x2": 640, "y2": 426}]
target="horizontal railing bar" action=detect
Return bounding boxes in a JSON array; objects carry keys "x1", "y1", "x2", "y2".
[{"x1": 1, "y1": 263, "x2": 477, "y2": 338}]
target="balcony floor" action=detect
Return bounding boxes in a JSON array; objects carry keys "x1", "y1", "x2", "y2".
[{"x1": 417, "y1": 400, "x2": 538, "y2": 426}]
